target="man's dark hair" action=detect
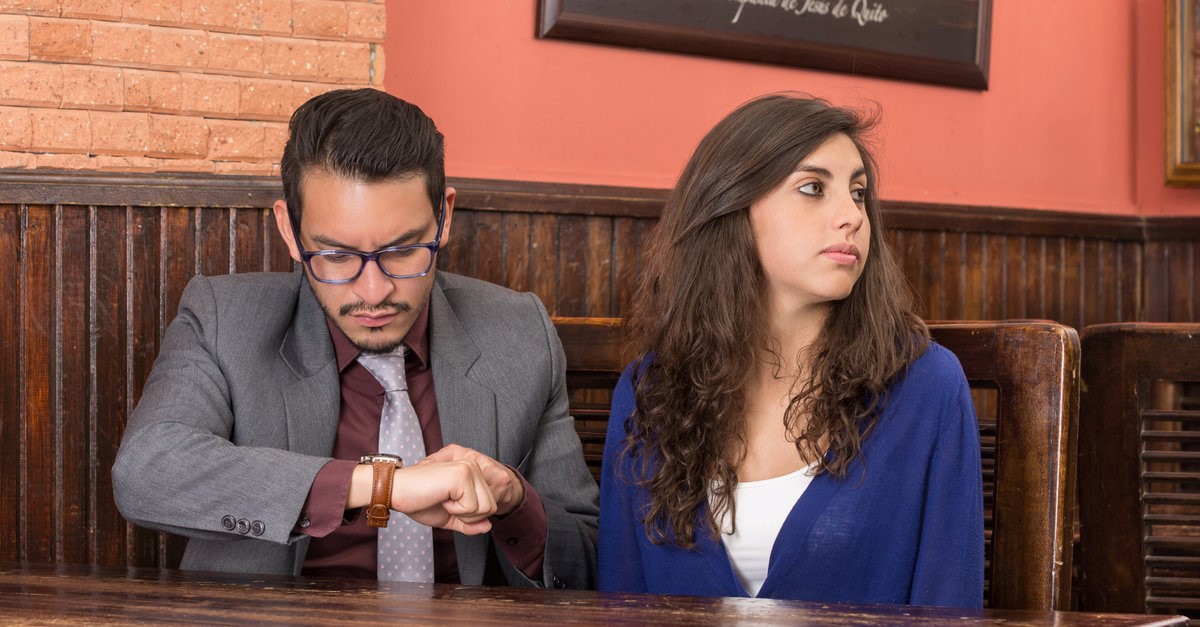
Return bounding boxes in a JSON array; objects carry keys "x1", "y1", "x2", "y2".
[{"x1": 280, "y1": 88, "x2": 445, "y2": 222}]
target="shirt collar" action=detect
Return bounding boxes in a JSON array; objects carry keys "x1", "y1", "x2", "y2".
[{"x1": 327, "y1": 298, "x2": 432, "y2": 373}]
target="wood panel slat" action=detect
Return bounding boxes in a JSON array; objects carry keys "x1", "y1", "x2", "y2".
[
  {"x1": 161, "y1": 207, "x2": 196, "y2": 327},
  {"x1": 1003, "y1": 235, "x2": 1026, "y2": 318},
  {"x1": 1119, "y1": 241, "x2": 1142, "y2": 323},
  {"x1": 528, "y1": 213, "x2": 558, "y2": 315},
  {"x1": 472, "y1": 212, "x2": 504, "y2": 286},
  {"x1": 611, "y1": 217, "x2": 650, "y2": 318},
  {"x1": 0, "y1": 200, "x2": 19, "y2": 562},
  {"x1": 198, "y1": 208, "x2": 230, "y2": 277},
  {"x1": 983, "y1": 233, "x2": 1006, "y2": 318},
  {"x1": 1145, "y1": 242, "x2": 1172, "y2": 323},
  {"x1": 22, "y1": 204, "x2": 54, "y2": 563},
  {"x1": 922, "y1": 230, "x2": 945, "y2": 319},
  {"x1": 94, "y1": 206, "x2": 130, "y2": 567},
  {"x1": 118, "y1": 206, "x2": 151, "y2": 567},
  {"x1": 1167, "y1": 242, "x2": 1195, "y2": 321},
  {"x1": 962, "y1": 232, "x2": 986, "y2": 319},
  {"x1": 58, "y1": 204, "x2": 89, "y2": 565},
  {"x1": 233, "y1": 208, "x2": 265, "y2": 274},
  {"x1": 1044, "y1": 238, "x2": 1066, "y2": 324},
  {"x1": 585, "y1": 218, "x2": 612, "y2": 317},
  {"x1": 938, "y1": 230, "x2": 965, "y2": 321},
  {"x1": 440, "y1": 208, "x2": 476, "y2": 278},
  {"x1": 555, "y1": 215, "x2": 588, "y2": 316},
  {"x1": 1025, "y1": 237, "x2": 1047, "y2": 319},
  {"x1": 500, "y1": 212, "x2": 531, "y2": 294}
]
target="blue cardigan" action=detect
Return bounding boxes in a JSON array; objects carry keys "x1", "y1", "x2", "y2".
[{"x1": 598, "y1": 343, "x2": 984, "y2": 608}]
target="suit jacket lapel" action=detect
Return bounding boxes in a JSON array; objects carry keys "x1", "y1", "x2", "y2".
[
  {"x1": 428, "y1": 276, "x2": 497, "y2": 456},
  {"x1": 279, "y1": 273, "x2": 340, "y2": 457},
  {"x1": 427, "y1": 275, "x2": 498, "y2": 585}
]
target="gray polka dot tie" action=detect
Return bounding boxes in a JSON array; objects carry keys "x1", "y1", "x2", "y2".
[{"x1": 357, "y1": 348, "x2": 435, "y2": 583}]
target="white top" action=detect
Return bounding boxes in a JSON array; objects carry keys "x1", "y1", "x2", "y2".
[{"x1": 713, "y1": 465, "x2": 816, "y2": 596}]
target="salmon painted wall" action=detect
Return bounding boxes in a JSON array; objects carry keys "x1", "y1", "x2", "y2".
[{"x1": 386, "y1": 1, "x2": 1200, "y2": 217}]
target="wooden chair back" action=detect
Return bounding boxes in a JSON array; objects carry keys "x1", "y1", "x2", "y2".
[
  {"x1": 928, "y1": 320, "x2": 1080, "y2": 611},
  {"x1": 553, "y1": 317, "x2": 625, "y2": 477},
  {"x1": 1077, "y1": 323, "x2": 1200, "y2": 617},
  {"x1": 553, "y1": 317, "x2": 1080, "y2": 612}
]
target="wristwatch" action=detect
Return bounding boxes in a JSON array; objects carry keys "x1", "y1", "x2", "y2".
[{"x1": 360, "y1": 454, "x2": 403, "y2": 528}]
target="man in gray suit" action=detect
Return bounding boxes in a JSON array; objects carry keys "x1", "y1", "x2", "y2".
[{"x1": 112, "y1": 89, "x2": 598, "y2": 588}]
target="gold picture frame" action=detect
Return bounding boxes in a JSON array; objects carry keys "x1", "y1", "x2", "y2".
[{"x1": 1167, "y1": 0, "x2": 1200, "y2": 184}]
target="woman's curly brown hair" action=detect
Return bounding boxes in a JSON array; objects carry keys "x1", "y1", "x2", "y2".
[{"x1": 622, "y1": 94, "x2": 928, "y2": 548}]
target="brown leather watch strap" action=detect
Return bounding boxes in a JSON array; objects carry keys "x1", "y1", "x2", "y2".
[{"x1": 362, "y1": 455, "x2": 402, "y2": 528}]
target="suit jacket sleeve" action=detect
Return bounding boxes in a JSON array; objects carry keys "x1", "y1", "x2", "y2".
[
  {"x1": 112, "y1": 274, "x2": 334, "y2": 547},
  {"x1": 499, "y1": 293, "x2": 599, "y2": 589}
]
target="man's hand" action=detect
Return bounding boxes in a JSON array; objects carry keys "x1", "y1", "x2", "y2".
[
  {"x1": 388, "y1": 459, "x2": 497, "y2": 535},
  {"x1": 420, "y1": 444, "x2": 525, "y2": 516},
  {"x1": 333, "y1": 454, "x2": 492, "y2": 530}
]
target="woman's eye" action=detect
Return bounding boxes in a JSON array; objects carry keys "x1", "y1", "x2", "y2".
[
  {"x1": 851, "y1": 188, "x2": 868, "y2": 202},
  {"x1": 798, "y1": 182, "x2": 823, "y2": 196}
]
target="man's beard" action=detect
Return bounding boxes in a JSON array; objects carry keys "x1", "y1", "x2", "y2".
[{"x1": 316, "y1": 293, "x2": 419, "y2": 355}]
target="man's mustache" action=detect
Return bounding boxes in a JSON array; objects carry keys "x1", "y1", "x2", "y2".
[{"x1": 339, "y1": 300, "x2": 412, "y2": 317}]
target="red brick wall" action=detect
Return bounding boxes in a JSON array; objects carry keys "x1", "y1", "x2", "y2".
[{"x1": 0, "y1": 0, "x2": 384, "y2": 174}]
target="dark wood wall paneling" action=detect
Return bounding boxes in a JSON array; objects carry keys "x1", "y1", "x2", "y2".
[
  {"x1": 445, "y1": 179, "x2": 664, "y2": 318},
  {"x1": 883, "y1": 202, "x2": 1159, "y2": 326},
  {"x1": 1, "y1": 170, "x2": 1198, "y2": 570},
  {"x1": 1144, "y1": 219, "x2": 1200, "y2": 322}
]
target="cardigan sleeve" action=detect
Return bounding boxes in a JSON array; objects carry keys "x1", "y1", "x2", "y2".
[
  {"x1": 908, "y1": 363, "x2": 986, "y2": 608},
  {"x1": 598, "y1": 367, "x2": 649, "y2": 593}
]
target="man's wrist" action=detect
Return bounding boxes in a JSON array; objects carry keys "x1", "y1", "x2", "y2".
[
  {"x1": 494, "y1": 466, "x2": 528, "y2": 518},
  {"x1": 361, "y1": 454, "x2": 403, "y2": 528},
  {"x1": 347, "y1": 463, "x2": 374, "y2": 509}
]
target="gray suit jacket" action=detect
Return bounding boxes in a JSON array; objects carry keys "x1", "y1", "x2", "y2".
[{"x1": 113, "y1": 270, "x2": 599, "y2": 588}]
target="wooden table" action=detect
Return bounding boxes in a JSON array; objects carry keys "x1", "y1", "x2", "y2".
[{"x1": 0, "y1": 562, "x2": 1187, "y2": 625}]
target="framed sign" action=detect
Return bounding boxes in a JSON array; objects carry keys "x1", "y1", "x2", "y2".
[
  {"x1": 1167, "y1": 0, "x2": 1200, "y2": 185},
  {"x1": 538, "y1": 0, "x2": 992, "y2": 89}
]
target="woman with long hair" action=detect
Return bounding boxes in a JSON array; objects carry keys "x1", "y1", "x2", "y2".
[{"x1": 598, "y1": 94, "x2": 984, "y2": 607}]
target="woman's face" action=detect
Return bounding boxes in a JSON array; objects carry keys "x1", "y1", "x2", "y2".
[{"x1": 748, "y1": 132, "x2": 871, "y2": 317}]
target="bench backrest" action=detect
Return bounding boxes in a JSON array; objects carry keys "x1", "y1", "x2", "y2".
[
  {"x1": 554, "y1": 316, "x2": 1080, "y2": 612},
  {"x1": 1077, "y1": 323, "x2": 1200, "y2": 617}
]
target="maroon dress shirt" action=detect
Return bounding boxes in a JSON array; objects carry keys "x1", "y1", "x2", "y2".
[{"x1": 297, "y1": 301, "x2": 547, "y2": 581}]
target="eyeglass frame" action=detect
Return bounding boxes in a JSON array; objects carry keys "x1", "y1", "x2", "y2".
[{"x1": 287, "y1": 194, "x2": 446, "y2": 285}]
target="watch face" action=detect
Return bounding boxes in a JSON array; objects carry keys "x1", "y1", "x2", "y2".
[{"x1": 360, "y1": 454, "x2": 403, "y2": 465}]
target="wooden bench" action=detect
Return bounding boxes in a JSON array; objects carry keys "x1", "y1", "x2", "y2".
[
  {"x1": 1077, "y1": 323, "x2": 1200, "y2": 618},
  {"x1": 554, "y1": 316, "x2": 1080, "y2": 612},
  {"x1": 0, "y1": 293, "x2": 1078, "y2": 609}
]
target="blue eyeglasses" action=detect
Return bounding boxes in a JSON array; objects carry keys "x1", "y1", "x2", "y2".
[{"x1": 289, "y1": 195, "x2": 445, "y2": 284}]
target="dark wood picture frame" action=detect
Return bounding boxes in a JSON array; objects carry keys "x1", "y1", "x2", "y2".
[
  {"x1": 538, "y1": 0, "x2": 992, "y2": 90},
  {"x1": 1167, "y1": 0, "x2": 1200, "y2": 185}
]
